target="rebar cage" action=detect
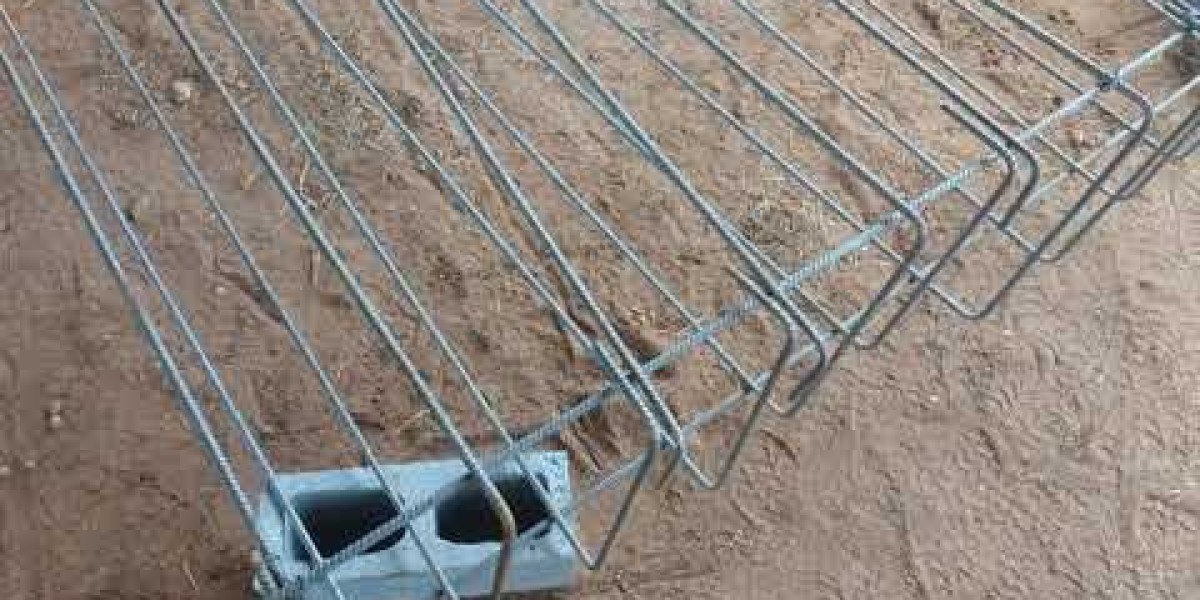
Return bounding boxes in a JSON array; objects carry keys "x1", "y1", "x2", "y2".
[{"x1": 2, "y1": 0, "x2": 1197, "y2": 598}]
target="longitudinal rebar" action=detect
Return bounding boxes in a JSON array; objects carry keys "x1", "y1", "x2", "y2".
[{"x1": 2, "y1": 0, "x2": 1196, "y2": 598}]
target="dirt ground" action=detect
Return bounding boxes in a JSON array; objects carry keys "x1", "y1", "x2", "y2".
[
  {"x1": 1, "y1": 0, "x2": 1198, "y2": 599},
  {"x1": 585, "y1": 162, "x2": 1200, "y2": 599}
]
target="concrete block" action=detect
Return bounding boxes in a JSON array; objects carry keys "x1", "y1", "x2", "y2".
[{"x1": 254, "y1": 451, "x2": 576, "y2": 599}]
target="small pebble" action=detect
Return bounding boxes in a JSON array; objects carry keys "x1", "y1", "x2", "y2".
[
  {"x1": 171, "y1": 78, "x2": 196, "y2": 105},
  {"x1": 22, "y1": 458, "x2": 36, "y2": 470},
  {"x1": 1066, "y1": 126, "x2": 1093, "y2": 150},
  {"x1": 0, "y1": 464, "x2": 11, "y2": 478},
  {"x1": 48, "y1": 413, "x2": 64, "y2": 431}
]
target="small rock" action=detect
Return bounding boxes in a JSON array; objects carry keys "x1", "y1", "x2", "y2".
[
  {"x1": 48, "y1": 413, "x2": 64, "y2": 431},
  {"x1": 0, "y1": 464, "x2": 11, "y2": 478},
  {"x1": 22, "y1": 458, "x2": 36, "y2": 470},
  {"x1": 171, "y1": 79, "x2": 196, "y2": 105},
  {"x1": 350, "y1": 410, "x2": 385, "y2": 432},
  {"x1": 110, "y1": 106, "x2": 142, "y2": 129},
  {"x1": 250, "y1": 414, "x2": 277, "y2": 437},
  {"x1": 1034, "y1": 343, "x2": 1059, "y2": 373},
  {"x1": 1066, "y1": 125, "x2": 1094, "y2": 150},
  {"x1": 914, "y1": 0, "x2": 943, "y2": 32},
  {"x1": 615, "y1": 319, "x2": 674, "y2": 377}
]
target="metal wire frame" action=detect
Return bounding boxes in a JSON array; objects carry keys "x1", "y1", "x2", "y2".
[
  {"x1": 259, "y1": 0, "x2": 826, "y2": 591},
  {"x1": 270, "y1": 0, "x2": 839, "y2": 588},
  {"x1": 513, "y1": 0, "x2": 1166, "y2": 369},
  {"x1": 727, "y1": 0, "x2": 1198, "y2": 352},
  {"x1": 482, "y1": 0, "x2": 1193, "y2": 401},
  {"x1": 745, "y1": 0, "x2": 1147, "y2": 338},
  {"x1": 270, "y1": 0, "x2": 1200, "y2": 561},
  {"x1": 449, "y1": 0, "x2": 889, "y2": 486},
  {"x1": 0, "y1": 1, "x2": 822, "y2": 597},
  {"x1": 375, "y1": 0, "x2": 828, "y2": 490},
  {"x1": 2, "y1": 0, "x2": 1197, "y2": 599},
  {"x1": 725, "y1": 0, "x2": 1038, "y2": 343},
  {"x1": 503, "y1": 0, "x2": 923, "y2": 414},
  {"x1": 543, "y1": 0, "x2": 1026, "y2": 406}
]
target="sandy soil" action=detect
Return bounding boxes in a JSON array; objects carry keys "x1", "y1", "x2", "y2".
[
  {"x1": 579, "y1": 163, "x2": 1200, "y2": 599},
  {"x1": 0, "y1": 0, "x2": 1197, "y2": 598}
]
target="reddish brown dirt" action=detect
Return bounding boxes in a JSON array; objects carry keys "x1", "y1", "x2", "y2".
[{"x1": 1, "y1": 1, "x2": 1198, "y2": 599}]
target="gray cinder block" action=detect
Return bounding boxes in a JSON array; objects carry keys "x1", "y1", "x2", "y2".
[{"x1": 253, "y1": 451, "x2": 576, "y2": 599}]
